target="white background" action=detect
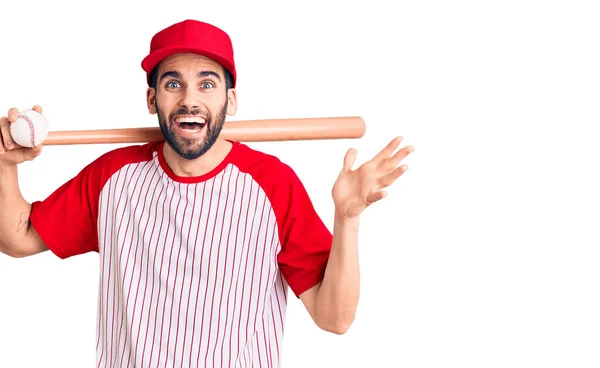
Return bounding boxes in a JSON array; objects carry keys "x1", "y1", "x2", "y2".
[{"x1": 1, "y1": 0, "x2": 599, "y2": 367}]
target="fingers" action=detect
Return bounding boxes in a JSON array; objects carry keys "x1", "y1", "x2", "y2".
[
  {"x1": 365, "y1": 164, "x2": 408, "y2": 204},
  {"x1": 366, "y1": 190, "x2": 387, "y2": 204},
  {"x1": 7, "y1": 108, "x2": 19, "y2": 123},
  {"x1": 21, "y1": 144, "x2": 43, "y2": 162},
  {"x1": 1, "y1": 106, "x2": 44, "y2": 158},
  {"x1": 379, "y1": 164, "x2": 409, "y2": 188},
  {"x1": 7, "y1": 105, "x2": 43, "y2": 120},
  {"x1": 380, "y1": 145, "x2": 414, "y2": 171},
  {"x1": 373, "y1": 136, "x2": 403, "y2": 162},
  {"x1": 23, "y1": 144, "x2": 44, "y2": 161},
  {"x1": 0, "y1": 115, "x2": 15, "y2": 153},
  {"x1": 343, "y1": 148, "x2": 357, "y2": 172},
  {"x1": 2, "y1": 108, "x2": 19, "y2": 152}
]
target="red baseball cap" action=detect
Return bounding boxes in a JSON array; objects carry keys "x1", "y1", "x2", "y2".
[{"x1": 141, "y1": 19, "x2": 236, "y2": 87}]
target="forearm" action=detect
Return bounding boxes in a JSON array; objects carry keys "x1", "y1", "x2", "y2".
[
  {"x1": 314, "y1": 212, "x2": 360, "y2": 333},
  {"x1": 0, "y1": 164, "x2": 33, "y2": 255}
]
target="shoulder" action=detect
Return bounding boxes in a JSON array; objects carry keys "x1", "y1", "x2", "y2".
[
  {"x1": 91, "y1": 142, "x2": 159, "y2": 166},
  {"x1": 67, "y1": 142, "x2": 161, "y2": 191},
  {"x1": 82, "y1": 142, "x2": 160, "y2": 174},
  {"x1": 230, "y1": 141, "x2": 299, "y2": 185}
]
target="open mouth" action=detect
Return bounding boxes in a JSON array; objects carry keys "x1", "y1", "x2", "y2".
[{"x1": 174, "y1": 116, "x2": 207, "y2": 131}]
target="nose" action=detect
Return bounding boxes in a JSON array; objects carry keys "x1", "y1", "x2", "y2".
[{"x1": 178, "y1": 86, "x2": 201, "y2": 111}]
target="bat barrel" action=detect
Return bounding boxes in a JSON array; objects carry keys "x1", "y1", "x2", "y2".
[{"x1": 43, "y1": 116, "x2": 366, "y2": 145}]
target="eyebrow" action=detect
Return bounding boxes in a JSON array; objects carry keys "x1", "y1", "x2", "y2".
[
  {"x1": 197, "y1": 70, "x2": 221, "y2": 81},
  {"x1": 159, "y1": 71, "x2": 181, "y2": 82},
  {"x1": 159, "y1": 70, "x2": 221, "y2": 82}
]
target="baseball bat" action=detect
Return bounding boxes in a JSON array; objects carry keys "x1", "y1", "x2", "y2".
[{"x1": 43, "y1": 116, "x2": 366, "y2": 145}]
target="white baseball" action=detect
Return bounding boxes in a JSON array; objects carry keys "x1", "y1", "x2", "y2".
[{"x1": 10, "y1": 109, "x2": 49, "y2": 147}]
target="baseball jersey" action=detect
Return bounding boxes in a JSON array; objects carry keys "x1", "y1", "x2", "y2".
[{"x1": 29, "y1": 140, "x2": 332, "y2": 368}]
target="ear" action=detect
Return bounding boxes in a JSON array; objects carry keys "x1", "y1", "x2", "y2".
[
  {"x1": 226, "y1": 88, "x2": 238, "y2": 116},
  {"x1": 147, "y1": 87, "x2": 157, "y2": 114}
]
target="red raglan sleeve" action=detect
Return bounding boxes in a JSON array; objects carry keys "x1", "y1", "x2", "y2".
[
  {"x1": 28, "y1": 151, "x2": 119, "y2": 259},
  {"x1": 269, "y1": 163, "x2": 333, "y2": 298},
  {"x1": 29, "y1": 160, "x2": 102, "y2": 259}
]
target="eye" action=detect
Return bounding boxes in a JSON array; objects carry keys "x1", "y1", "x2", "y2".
[
  {"x1": 166, "y1": 81, "x2": 181, "y2": 89},
  {"x1": 201, "y1": 81, "x2": 215, "y2": 89}
]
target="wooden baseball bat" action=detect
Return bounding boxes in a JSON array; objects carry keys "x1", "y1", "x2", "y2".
[{"x1": 43, "y1": 116, "x2": 365, "y2": 145}]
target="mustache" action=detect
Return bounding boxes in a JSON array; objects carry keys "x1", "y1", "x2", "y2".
[{"x1": 169, "y1": 107, "x2": 210, "y2": 119}]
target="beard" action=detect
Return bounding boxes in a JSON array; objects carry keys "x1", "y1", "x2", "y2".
[{"x1": 156, "y1": 98, "x2": 228, "y2": 160}]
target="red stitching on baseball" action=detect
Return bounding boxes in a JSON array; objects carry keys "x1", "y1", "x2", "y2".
[{"x1": 17, "y1": 114, "x2": 36, "y2": 147}]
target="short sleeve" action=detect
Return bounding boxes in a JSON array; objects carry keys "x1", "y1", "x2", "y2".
[
  {"x1": 28, "y1": 144, "x2": 157, "y2": 259},
  {"x1": 271, "y1": 164, "x2": 332, "y2": 298},
  {"x1": 29, "y1": 159, "x2": 102, "y2": 259}
]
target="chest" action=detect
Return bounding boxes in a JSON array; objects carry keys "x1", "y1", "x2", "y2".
[{"x1": 97, "y1": 165, "x2": 282, "y2": 285}]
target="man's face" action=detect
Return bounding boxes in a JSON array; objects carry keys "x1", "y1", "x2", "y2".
[{"x1": 147, "y1": 53, "x2": 236, "y2": 160}]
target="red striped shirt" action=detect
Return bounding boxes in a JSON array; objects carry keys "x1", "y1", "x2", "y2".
[{"x1": 29, "y1": 140, "x2": 332, "y2": 367}]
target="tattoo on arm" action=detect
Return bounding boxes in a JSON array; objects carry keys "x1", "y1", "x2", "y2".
[{"x1": 17, "y1": 212, "x2": 30, "y2": 232}]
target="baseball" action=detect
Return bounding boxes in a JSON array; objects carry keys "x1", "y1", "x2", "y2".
[{"x1": 10, "y1": 109, "x2": 49, "y2": 147}]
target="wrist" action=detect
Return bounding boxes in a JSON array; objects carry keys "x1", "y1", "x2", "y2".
[
  {"x1": 0, "y1": 163, "x2": 18, "y2": 186},
  {"x1": 0, "y1": 162, "x2": 15, "y2": 174},
  {"x1": 334, "y1": 209, "x2": 360, "y2": 226}
]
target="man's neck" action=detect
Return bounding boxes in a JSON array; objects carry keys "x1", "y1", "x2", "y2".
[{"x1": 162, "y1": 138, "x2": 233, "y2": 177}]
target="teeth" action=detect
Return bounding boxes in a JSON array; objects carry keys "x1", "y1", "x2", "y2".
[{"x1": 175, "y1": 116, "x2": 206, "y2": 124}]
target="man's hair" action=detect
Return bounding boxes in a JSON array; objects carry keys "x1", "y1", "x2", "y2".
[{"x1": 149, "y1": 63, "x2": 234, "y2": 91}]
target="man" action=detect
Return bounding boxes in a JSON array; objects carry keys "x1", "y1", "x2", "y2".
[{"x1": 0, "y1": 19, "x2": 413, "y2": 367}]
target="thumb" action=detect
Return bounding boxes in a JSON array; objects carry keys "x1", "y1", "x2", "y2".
[
  {"x1": 20, "y1": 145, "x2": 43, "y2": 162},
  {"x1": 343, "y1": 148, "x2": 357, "y2": 172}
]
